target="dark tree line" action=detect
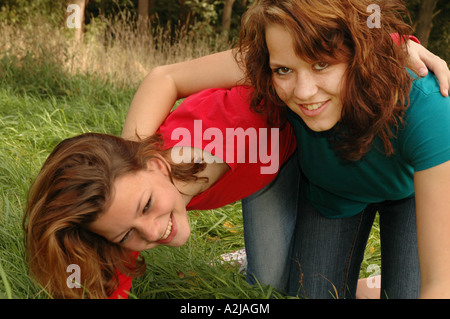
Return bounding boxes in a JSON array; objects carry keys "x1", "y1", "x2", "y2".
[{"x1": 0, "y1": 0, "x2": 448, "y2": 61}]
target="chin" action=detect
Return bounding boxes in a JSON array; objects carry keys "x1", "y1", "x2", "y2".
[
  {"x1": 304, "y1": 117, "x2": 340, "y2": 132},
  {"x1": 172, "y1": 228, "x2": 191, "y2": 247},
  {"x1": 180, "y1": 229, "x2": 191, "y2": 245},
  {"x1": 304, "y1": 122, "x2": 333, "y2": 132}
]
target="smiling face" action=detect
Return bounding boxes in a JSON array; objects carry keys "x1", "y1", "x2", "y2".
[
  {"x1": 265, "y1": 23, "x2": 348, "y2": 132},
  {"x1": 89, "y1": 158, "x2": 191, "y2": 251}
]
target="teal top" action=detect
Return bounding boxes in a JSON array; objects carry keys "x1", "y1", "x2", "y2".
[{"x1": 287, "y1": 71, "x2": 450, "y2": 218}]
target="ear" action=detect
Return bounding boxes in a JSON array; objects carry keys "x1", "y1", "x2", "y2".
[{"x1": 145, "y1": 156, "x2": 171, "y2": 177}]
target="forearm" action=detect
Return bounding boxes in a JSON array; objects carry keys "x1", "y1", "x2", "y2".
[
  {"x1": 415, "y1": 161, "x2": 450, "y2": 299},
  {"x1": 122, "y1": 49, "x2": 246, "y2": 141},
  {"x1": 419, "y1": 282, "x2": 450, "y2": 299},
  {"x1": 122, "y1": 66, "x2": 178, "y2": 140}
]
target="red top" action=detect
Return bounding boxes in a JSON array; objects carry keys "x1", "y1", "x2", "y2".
[
  {"x1": 159, "y1": 86, "x2": 296, "y2": 209},
  {"x1": 109, "y1": 86, "x2": 296, "y2": 298}
]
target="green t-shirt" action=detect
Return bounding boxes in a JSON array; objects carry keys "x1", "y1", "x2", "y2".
[{"x1": 287, "y1": 71, "x2": 450, "y2": 218}]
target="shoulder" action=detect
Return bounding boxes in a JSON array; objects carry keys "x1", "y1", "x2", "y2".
[
  {"x1": 408, "y1": 70, "x2": 447, "y2": 103},
  {"x1": 176, "y1": 86, "x2": 267, "y2": 129},
  {"x1": 405, "y1": 71, "x2": 450, "y2": 119},
  {"x1": 399, "y1": 71, "x2": 450, "y2": 170},
  {"x1": 182, "y1": 86, "x2": 253, "y2": 110}
]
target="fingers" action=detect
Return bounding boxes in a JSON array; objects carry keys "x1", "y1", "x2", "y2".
[
  {"x1": 406, "y1": 41, "x2": 429, "y2": 77},
  {"x1": 428, "y1": 56, "x2": 450, "y2": 97},
  {"x1": 407, "y1": 40, "x2": 449, "y2": 97}
]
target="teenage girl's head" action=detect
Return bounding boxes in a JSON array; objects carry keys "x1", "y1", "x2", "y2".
[
  {"x1": 239, "y1": 0, "x2": 413, "y2": 161},
  {"x1": 23, "y1": 133, "x2": 202, "y2": 298}
]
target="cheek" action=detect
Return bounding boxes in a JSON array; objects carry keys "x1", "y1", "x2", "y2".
[
  {"x1": 328, "y1": 79, "x2": 343, "y2": 98},
  {"x1": 161, "y1": 183, "x2": 185, "y2": 213},
  {"x1": 331, "y1": 67, "x2": 347, "y2": 98},
  {"x1": 272, "y1": 78, "x2": 291, "y2": 103}
]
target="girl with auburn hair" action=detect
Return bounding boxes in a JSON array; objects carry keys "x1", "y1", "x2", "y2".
[
  {"x1": 239, "y1": 0, "x2": 413, "y2": 161},
  {"x1": 24, "y1": 133, "x2": 147, "y2": 298},
  {"x1": 23, "y1": 86, "x2": 296, "y2": 298},
  {"x1": 121, "y1": 0, "x2": 450, "y2": 298},
  {"x1": 240, "y1": 0, "x2": 450, "y2": 298}
]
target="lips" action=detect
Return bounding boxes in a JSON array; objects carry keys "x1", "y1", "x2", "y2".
[
  {"x1": 156, "y1": 213, "x2": 177, "y2": 244},
  {"x1": 301, "y1": 101, "x2": 325, "y2": 110},
  {"x1": 299, "y1": 100, "x2": 329, "y2": 116},
  {"x1": 160, "y1": 216, "x2": 173, "y2": 240}
]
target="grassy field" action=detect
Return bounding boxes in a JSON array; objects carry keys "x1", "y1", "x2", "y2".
[{"x1": 0, "y1": 16, "x2": 381, "y2": 299}]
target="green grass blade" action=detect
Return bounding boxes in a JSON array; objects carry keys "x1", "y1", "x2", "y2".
[{"x1": 0, "y1": 259, "x2": 13, "y2": 299}]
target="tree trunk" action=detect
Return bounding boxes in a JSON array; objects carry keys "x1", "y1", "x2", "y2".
[
  {"x1": 221, "y1": 0, "x2": 236, "y2": 32},
  {"x1": 138, "y1": 0, "x2": 149, "y2": 23},
  {"x1": 149, "y1": 0, "x2": 156, "y2": 23},
  {"x1": 138, "y1": 0, "x2": 150, "y2": 33},
  {"x1": 415, "y1": 0, "x2": 439, "y2": 47}
]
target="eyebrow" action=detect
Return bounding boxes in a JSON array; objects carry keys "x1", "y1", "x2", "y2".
[
  {"x1": 269, "y1": 60, "x2": 296, "y2": 70},
  {"x1": 269, "y1": 60, "x2": 284, "y2": 68},
  {"x1": 110, "y1": 192, "x2": 144, "y2": 243}
]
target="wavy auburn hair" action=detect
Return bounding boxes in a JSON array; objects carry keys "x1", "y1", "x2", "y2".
[
  {"x1": 237, "y1": 0, "x2": 413, "y2": 161},
  {"x1": 23, "y1": 133, "x2": 206, "y2": 298}
]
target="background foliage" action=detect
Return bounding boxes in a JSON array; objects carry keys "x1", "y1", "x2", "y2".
[{"x1": 0, "y1": 0, "x2": 448, "y2": 62}]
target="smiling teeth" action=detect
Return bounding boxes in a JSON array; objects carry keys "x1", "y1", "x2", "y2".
[
  {"x1": 160, "y1": 217, "x2": 173, "y2": 240},
  {"x1": 302, "y1": 102, "x2": 324, "y2": 110}
]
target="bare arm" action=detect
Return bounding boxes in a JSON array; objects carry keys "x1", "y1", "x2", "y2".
[
  {"x1": 414, "y1": 160, "x2": 450, "y2": 298},
  {"x1": 121, "y1": 49, "x2": 247, "y2": 140}
]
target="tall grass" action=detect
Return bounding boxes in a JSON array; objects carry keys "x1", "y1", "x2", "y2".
[
  {"x1": 0, "y1": 11, "x2": 231, "y2": 89},
  {"x1": 0, "y1": 13, "x2": 380, "y2": 299}
]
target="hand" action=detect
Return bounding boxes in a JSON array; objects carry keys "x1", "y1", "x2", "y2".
[{"x1": 406, "y1": 40, "x2": 449, "y2": 97}]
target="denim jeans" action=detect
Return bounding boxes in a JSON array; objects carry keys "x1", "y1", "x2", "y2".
[
  {"x1": 242, "y1": 151, "x2": 421, "y2": 298},
  {"x1": 242, "y1": 151, "x2": 300, "y2": 292}
]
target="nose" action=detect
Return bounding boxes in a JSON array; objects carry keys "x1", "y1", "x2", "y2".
[
  {"x1": 136, "y1": 216, "x2": 161, "y2": 242},
  {"x1": 294, "y1": 71, "x2": 318, "y2": 101}
]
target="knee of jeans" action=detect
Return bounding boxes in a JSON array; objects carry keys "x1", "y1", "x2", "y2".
[
  {"x1": 246, "y1": 266, "x2": 288, "y2": 292},
  {"x1": 247, "y1": 250, "x2": 290, "y2": 284}
]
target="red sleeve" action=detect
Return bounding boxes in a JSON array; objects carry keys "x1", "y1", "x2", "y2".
[
  {"x1": 108, "y1": 251, "x2": 140, "y2": 299},
  {"x1": 390, "y1": 33, "x2": 420, "y2": 45}
]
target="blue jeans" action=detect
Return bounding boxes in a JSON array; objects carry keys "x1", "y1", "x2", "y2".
[
  {"x1": 242, "y1": 152, "x2": 421, "y2": 298},
  {"x1": 242, "y1": 151, "x2": 300, "y2": 292}
]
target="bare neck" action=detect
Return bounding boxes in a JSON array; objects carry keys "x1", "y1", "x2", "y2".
[{"x1": 170, "y1": 147, "x2": 230, "y2": 205}]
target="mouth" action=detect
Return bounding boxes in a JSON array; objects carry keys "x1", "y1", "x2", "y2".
[
  {"x1": 299, "y1": 100, "x2": 329, "y2": 116},
  {"x1": 301, "y1": 101, "x2": 326, "y2": 110},
  {"x1": 160, "y1": 215, "x2": 173, "y2": 240},
  {"x1": 156, "y1": 213, "x2": 176, "y2": 244}
]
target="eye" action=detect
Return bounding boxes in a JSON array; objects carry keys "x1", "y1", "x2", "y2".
[
  {"x1": 274, "y1": 67, "x2": 292, "y2": 75},
  {"x1": 119, "y1": 229, "x2": 134, "y2": 244},
  {"x1": 143, "y1": 197, "x2": 152, "y2": 213},
  {"x1": 313, "y1": 62, "x2": 329, "y2": 71},
  {"x1": 118, "y1": 197, "x2": 151, "y2": 245}
]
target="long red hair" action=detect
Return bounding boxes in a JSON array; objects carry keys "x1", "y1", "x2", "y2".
[
  {"x1": 237, "y1": 0, "x2": 413, "y2": 161},
  {"x1": 23, "y1": 133, "x2": 206, "y2": 298}
]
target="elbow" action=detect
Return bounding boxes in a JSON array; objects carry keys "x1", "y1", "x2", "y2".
[{"x1": 143, "y1": 65, "x2": 182, "y2": 99}]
